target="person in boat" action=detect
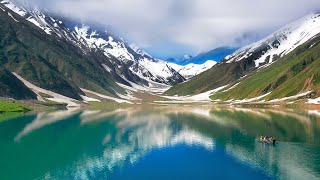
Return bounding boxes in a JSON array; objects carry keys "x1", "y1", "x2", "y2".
[
  {"x1": 260, "y1": 136, "x2": 274, "y2": 142},
  {"x1": 259, "y1": 136, "x2": 276, "y2": 144},
  {"x1": 260, "y1": 136, "x2": 267, "y2": 141}
]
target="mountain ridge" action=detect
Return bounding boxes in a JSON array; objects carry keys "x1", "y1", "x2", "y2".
[{"x1": 166, "y1": 12, "x2": 320, "y2": 102}]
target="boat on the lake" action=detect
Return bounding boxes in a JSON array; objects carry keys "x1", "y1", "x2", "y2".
[{"x1": 258, "y1": 136, "x2": 276, "y2": 145}]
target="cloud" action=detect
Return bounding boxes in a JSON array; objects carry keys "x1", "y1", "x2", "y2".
[{"x1": 23, "y1": 0, "x2": 320, "y2": 57}]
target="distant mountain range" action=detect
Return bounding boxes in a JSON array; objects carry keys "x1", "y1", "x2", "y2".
[
  {"x1": 167, "y1": 47, "x2": 236, "y2": 65},
  {"x1": 166, "y1": 55, "x2": 193, "y2": 65}
]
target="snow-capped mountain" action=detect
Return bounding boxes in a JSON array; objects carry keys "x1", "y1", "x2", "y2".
[
  {"x1": 1, "y1": 0, "x2": 185, "y2": 88},
  {"x1": 73, "y1": 24, "x2": 185, "y2": 86},
  {"x1": 225, "y1": 13, "x2": 320, "y2": 67},
  {"x1": 166, "y1": 12, "x2": 320, "y2": 97},
  {"x1": 169, "y1": 60, "x2": 217, "y2": 79}
]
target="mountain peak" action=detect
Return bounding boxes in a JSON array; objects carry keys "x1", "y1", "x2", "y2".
[{"x1": 225, "y1": 11, "x2": 320, "y2": 66}]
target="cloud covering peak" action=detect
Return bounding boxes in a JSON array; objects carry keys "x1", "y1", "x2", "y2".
[{"x1": 21, "y1": 0, "x2": 320, "y2": 58}]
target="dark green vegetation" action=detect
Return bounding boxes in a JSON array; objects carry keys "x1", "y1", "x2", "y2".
[
  {"x1": 211, "y1": 34, "x2": 320, "y2": 101},
  {"x1": 166, "y1": 33, "x2": 320, "y2": 102},
  {"x1": 0, "y1": 6, "x2": 124, "y2": 100},
  {"x1": 0, "y1": 67, "x2": 36, "y2": 99}
]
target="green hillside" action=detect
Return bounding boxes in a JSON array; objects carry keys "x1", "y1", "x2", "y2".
[
  {"x1": 165, "y1": 60, "x2": 255, "y2": 96},
  {"x1": 166, "y1": 30, "x2": 320, "y2": 102},
  {"x1": 0, "y1": 7, "x2": 124, "y2": 100},
  {"x1": 211, "y1": 34, "x2": 320, "y2": 101},
  {"x1": 165, "y1": 43, "x2": 262, "y2": 96}
]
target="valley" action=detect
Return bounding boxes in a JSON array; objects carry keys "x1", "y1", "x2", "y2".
[{"x1": 0, "y1": 0, "x2": 320, "y2": 111}]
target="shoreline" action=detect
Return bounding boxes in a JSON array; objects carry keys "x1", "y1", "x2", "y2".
[{"x1": 2, "y1": 98, "x2": 320, "y2": 113}]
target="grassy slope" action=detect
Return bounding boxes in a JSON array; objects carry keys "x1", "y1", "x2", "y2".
[
  {"x1": 0, "y1": 6, "x2": 124, "y2": 100},
  {"x1": 165, "y1": 61, "x2": 253, "y2": 96},
  {"x1": 211, "y1": 34, "x2": 320, "y2": 101},
  {"x1": 165, "y1": 45, "x2": 260, "y2": 96}
]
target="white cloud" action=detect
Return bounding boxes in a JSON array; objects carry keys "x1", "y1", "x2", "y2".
[{"x1": 24, "y1": 0, "x2": 320, "y2": 54}]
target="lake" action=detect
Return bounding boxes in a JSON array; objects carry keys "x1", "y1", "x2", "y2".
[{"x1": 0, "y1": 107, "x2": 320, "y2": 180}]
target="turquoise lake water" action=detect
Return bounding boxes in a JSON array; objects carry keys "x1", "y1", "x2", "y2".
[{"x1": 0, "y1": 107, "x2": 320, "y2": 180}]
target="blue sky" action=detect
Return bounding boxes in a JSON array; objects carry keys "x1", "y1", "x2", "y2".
[{"x1": 24, "y1": 0, "x2": 320, "y2": 59}]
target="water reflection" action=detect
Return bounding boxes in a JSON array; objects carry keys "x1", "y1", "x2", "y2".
[{"x1": 0, "y1": 107, "x2": 319, "y2": 179}]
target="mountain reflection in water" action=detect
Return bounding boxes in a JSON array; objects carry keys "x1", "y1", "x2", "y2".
[{"x1": 0, "y1": 107, "x2": 319, "y2": 180}]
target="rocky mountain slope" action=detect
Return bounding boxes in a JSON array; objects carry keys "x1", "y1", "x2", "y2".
[
  {"x1": 72, "y1": 24, "x2": 185, "y2": 86},
  {"x1": 0, "y1": 67, "x2": 36, "y2": 100},
  {"x1": 0, "y1": 2, "x2": 125, "y2": 100}
]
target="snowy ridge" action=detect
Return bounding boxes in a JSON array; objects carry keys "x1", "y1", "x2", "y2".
[
  {"x1": 73, "y1": 24, "x2": 185, "y2": 86},
  {"x1": 1, "y1": 0, "x2": 82, "y2": 46},
  {"x1": 169, "y1": 60, "x2": 217, "y2": 79},
  {"x1": 74, "y1": 25, "x2": 135, "y2": 62},
  {"x1": 129, "y1": 43, "x2": 151, "y2": 57},
  {"x1": 135, "y1": 58, "x2": 180, "y2": 79},
  {"x1": 1, "y1": 0, "x2": 26, "y2": 16},
  {"x1": 225, "y1": 13, "x2": 320, "y2": 67}
]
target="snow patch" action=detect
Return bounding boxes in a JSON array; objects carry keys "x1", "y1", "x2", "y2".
[
  {"x1": 102, "y1": 63, "x2": 112, "y2": 73},
  {"x1": 269, "y1": 91, "x2": 312, "y2": 103},
  {"x1": 232, "y1": 92, "x2": 271, "y2": 104},
  {"x1": 81, "y1": 88, "x2": 133, "y2": 104},
  {"x1": 8, "y1": 12, "x2": 19, "y2": 22},
  {"x1": 0, "y1": 6, "x2": 5, "y2": 11},
  {"x1": 1, "y1": 0, "x2": 27, "y2": 16},
  {"x1": 80, "y1": 95, "x2": 101, "y2": 103},
  {"x1": 13, "y1": 72, "x2": 80, "y2": 107},
  {"x1": 222, "y1": 83, "x2": 240, "y2": 92},
  {"x1": 308, "y1": 97, "x2": 320, "y2": 105},
  {"x1": 162, "y1": 85, "x2": 228, "y2": 102},
  {"x1": 117, "y1": 80, "x2": 170, "y2": 94}
]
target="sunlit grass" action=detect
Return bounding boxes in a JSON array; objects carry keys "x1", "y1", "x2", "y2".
[
  {"x1": 0, "y1": 101, "x2": 32, "y2": 122},
  {"x1": 0, "y1": 101, "x2": 31, "y2": 113}
]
